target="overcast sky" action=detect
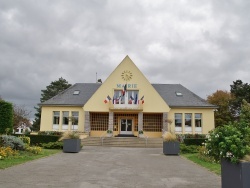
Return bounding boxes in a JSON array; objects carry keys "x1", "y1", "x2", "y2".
[{"x1": 1, "y1": 0, "x2": 250, "y2": 120}]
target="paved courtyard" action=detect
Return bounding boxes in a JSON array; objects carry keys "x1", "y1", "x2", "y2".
[{"x1": 0, "y1": 146, "x2": 221, "y2": 188}]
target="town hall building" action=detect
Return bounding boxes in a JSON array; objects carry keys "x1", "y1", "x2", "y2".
[{"x1": 40, "y1": 56, "x2": 217, "y2": 137}]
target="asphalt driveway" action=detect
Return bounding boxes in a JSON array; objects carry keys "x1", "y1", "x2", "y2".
[{"x1": 0, "y1": 146, "x2": 221, "y2": 188}]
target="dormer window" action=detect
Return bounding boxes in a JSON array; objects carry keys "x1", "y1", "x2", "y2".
[
  {"x1": 73, "y1": 90, "x2": 80, "y2": 95},
  {"x1": 175, "y1": 92, "x2": 183, "y2": 96}
]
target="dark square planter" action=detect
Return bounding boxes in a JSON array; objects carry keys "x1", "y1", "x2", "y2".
[
  {"x1": 163, "y1": 141, "x2": 180, "y2": 155},
  {"x1": 221, "y1": 159, "x2": 250, "y2": 188},
  {"x1": 63, "y1": 139, "x2": 81, "y2": 153}
]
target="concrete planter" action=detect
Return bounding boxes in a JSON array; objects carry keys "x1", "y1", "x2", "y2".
[
  {"x1": 106, "y1": 133, "x2": 113, "y2": 137},
  {"x1": 63, "y1": 139, "x2": 81, "y2": 153},
  {"x1": 221, "y1": 159, "x2": 250, "y2": 188},
  {"x1": 138, "y1": 134, "x2": 144, "y2": 138},
  {"x1": 163, "y1": 141, "x2": 180, "y2": 155}
]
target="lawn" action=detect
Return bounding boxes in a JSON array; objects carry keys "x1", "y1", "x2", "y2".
[
  {"x1": 182, "y1": 153, "x2": 221, "y2": 175},
  {"x1": 0, "y1": 149, "x2": 62, "y2": 169}
]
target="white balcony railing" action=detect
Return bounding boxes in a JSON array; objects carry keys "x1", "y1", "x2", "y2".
[{"x1": 109, "y1": 103, "x2": 143, "y2": 111}]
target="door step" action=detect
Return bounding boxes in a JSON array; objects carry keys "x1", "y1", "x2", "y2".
[{"x1": 115, "y1": 134, "x2": 137, "y2": 137}]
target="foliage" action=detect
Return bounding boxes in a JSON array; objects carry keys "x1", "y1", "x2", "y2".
[
  {"x1": 162, "y1": 132, "x2": 177, "y2": 142},
  {"x1": 0, "y1": 135, "x2": 25, "y2": 150},
  {"x1": 18, "y1": 136, "x2": 31, "y2": 146},
  {"x1": 240, "y1": 99, "x2": 250, "y2": 124},
  {"x1": 183, "y1": 138, "x2": 207, "y2": 146},
  {"x1": 0, "y1": 147, "x2": 19, "y2": 160},
  {"x1": 197, "y1": 146, "x2": 217, "y2": 163},
  {"x1": 13, "y1": 104, "x2": 31, "y2": 130},
  {"x1": 38, "y1": 131, "x2": 63, "y2": 136},
  {"x1": 33, "y1": 77, "x2": 71, "y2": 131},
  {"x1": 207, "y1": 90, "x2": 234, "y2": 127},
  {"x1": 59, "y1": 131, "x2": 80, "y2": 141},
  {"x1": 180, "y1": 144, "x2": 199, "y2": 154},
  {"x1": 230, "y1": 80, "x2": 250, "y2": 119},
  {"x1": 0, "y1": 100, "x2": 13, "y2": 134},
  {"x1": 205, "y1": 121, "x2": 250, "y2": 163},
  {"x1": 138, "y1": 130, "x2": 143, "y2": 134},
  {"x1": 182, "y1": 134, "x2": 207, "y2": 139},
  {"x1": 42, "y1": 141, "x2": 63, "y2": 149},
  {"x1": 107, "y1": 129, "x2": 113, "y2": 134},
  {"x1": 26, "y1": 146, "x2": 42, "y2": 154},
  {"x1": 30, "y1": 135, "x2": 59, "y2": 145}
]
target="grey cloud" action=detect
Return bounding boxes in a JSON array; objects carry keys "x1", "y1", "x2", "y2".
[{"x1": 1, "y1": 0, "x2": 250, "y2": 119}]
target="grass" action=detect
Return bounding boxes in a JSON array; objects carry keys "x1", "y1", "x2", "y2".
[
  {"x1": 0, "y1": 149, "x2": 62, "y2": 169},
  {"x1": 182, "y1": 153, "x2": 221, "y2": 175}
]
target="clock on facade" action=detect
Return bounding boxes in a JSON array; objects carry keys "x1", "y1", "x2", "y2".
[{"x1": 121, "y1": 70, "x2": 133, "y2": 81}]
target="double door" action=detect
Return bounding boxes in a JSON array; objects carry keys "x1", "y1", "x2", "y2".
[{"x1": 120, "y1": 119, "x2": 133, "y2": 134}]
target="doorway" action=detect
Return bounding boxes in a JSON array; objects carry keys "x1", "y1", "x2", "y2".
[{"x1": 120, "y1": 119, "x2": 133, "y2": 134}]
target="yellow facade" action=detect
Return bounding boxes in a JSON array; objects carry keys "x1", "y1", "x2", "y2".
[
  {"x1": 40, "y1": 106, "x2": 84, "y2": 132},
  {"x1": 40, "y1": 56, "x2": 216, "y2": 137}
]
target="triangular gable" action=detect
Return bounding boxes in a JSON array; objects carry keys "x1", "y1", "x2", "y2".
[{"x1": 84, "y1": 56, "x2": 170, "y2": 112}]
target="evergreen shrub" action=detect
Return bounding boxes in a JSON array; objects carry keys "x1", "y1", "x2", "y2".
[
  {"x1": 184, "y1": 138, "x2": 207, "y2": 146},
  {"x1": 0, "y1": 135, "x2": 25, "y2": 150},
  {"x1": 0, "y1": 100, "x2": 13, "y2": 134}
]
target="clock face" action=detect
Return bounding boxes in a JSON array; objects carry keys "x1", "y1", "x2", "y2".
[{"x1": 121, "y1": 70, "x2": 133, "y2": 81}]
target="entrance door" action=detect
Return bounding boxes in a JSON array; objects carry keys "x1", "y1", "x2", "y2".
[{"x1": 120, "y1": 119, "x2": 133, "y2": 134}]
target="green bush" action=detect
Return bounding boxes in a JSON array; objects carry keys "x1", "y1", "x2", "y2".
[
  {"x1": 18, "y1": 136, "x2": 31, "y2": 145},
  {"x1": 183, "y1": 134, "x2": 207, "y2": 139},
  {"x1": 184, "y1": 138, "x2": 207, "y2": 146},
  {"x1": 26, "y1": 146, "x2": 42, "y2": 154},
  {"x1": 42, "y1": 141, "x2": 63, "y2": 149},
  {"x1": 0, "y1": 135, "x2": 25, "y2": 150},
  {"x1": 38, "y1": 131, "x2": 63, "y2": 136},
  {"x1": 197, "y1": 146, "x2": 217, "y2": 163},
  {"x1": 205, "y1": 121, "x2": 250, "y2": 163},
  {"x1": 180, "y1": 144, "x2": 200, "y2": 154},
  {"x1": 12, "y1": 134, "x2": 60, "y2": 146},
  {"x1": 0, "y1": 100, "x2": 13, "y2": 134}
]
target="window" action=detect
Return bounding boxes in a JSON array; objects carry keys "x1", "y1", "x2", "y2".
[
  {"x1": 63, "y1": 111, "x2": 69, "y2": 125},
  {"x1": 72, "y1": 111, "x2": 79, "y2": 125},
  {"x1": 114, "y1": 90, "x2": 122, "y2": 104},
  {"x1": 185, "y1": 113, "x2": 192, "y2": 127},
  {"x1": 73, "y1": 90, "x2": 80, "y2": 95},
  {"x1": 90, "y1": 113, "x2": 109, "y2": 131},
  {"x1": 127, "y1": 90, "x2": 139, "y2": 104},
  {"x1": 71, "y1": 111, "x2": 79, "y2": 130},
  {"x1": 113, "y1": 90, "x2": 139, "y2": 104},
  {"x1": 175, "y1": 92, "x2": 183, "y2": 96},
  {"x1": 143, "y1": 114, "x2": 162, "y2": 132},
  {"x1": 195, "y1": 113, "x2": 202, "y2": 127},
  {"x1": 53, "y1": 111, "x2": 60, "y2": 124},
  {"x1": 175, "y1": 113, "x2": 182, "y2": 127}
]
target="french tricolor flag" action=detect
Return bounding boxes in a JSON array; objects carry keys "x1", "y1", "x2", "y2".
[
  {"x1": 104, "y1": 95, "x2": 112, "y2": 103},
  {"x1": 140, "y1": 96, "x2": 144, "y2": 104},
  {"x1": 122, "y1": 84, "x2": 127, "y2": 96}
]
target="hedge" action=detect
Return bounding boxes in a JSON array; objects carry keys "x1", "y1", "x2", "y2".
[
  {"x1": 0, "y1": 100, "x2": 13, "y2": 134},
  {"x1": 13, "y1": 134, "x2": 60, "y2": 146},
  {"x1": 183, "y1": 138, "x2": 207, "y2": 146}
]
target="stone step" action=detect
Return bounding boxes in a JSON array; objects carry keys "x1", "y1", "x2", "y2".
[{"x1": 81, "y1": 137, "x2": 163, "y2": 148}]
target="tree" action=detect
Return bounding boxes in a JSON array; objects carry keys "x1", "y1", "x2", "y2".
[
  {"x1": 33, "y1": 77, "x2": 72, "y2": 131},
  {"x1": 240, "y1": 99, "x2": 250, "y2": 125},
  {"x1": 13, "y1": 104, "x2": 31, "y2": 130},
  {"x1": 0, "y1": 100, "x2": 13, "y2": 134},
  {"x1": 207, "y1": 90, "x2": 234, "y2": 127},
  {"x1": 230, "y1": 80, "x2": 250, "y2": 119}
]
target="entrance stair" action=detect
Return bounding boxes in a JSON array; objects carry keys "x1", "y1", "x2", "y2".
[{"x1": 81, "y1": 137, "x2": 163, "y2": 148}]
